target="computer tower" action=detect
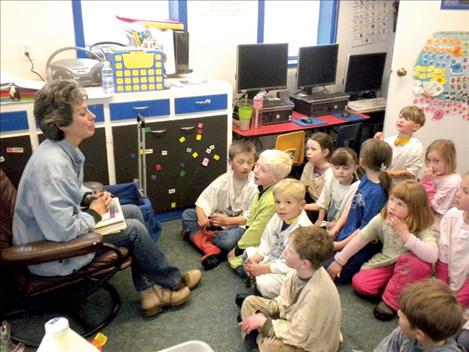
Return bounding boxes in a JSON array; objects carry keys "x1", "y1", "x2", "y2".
[{"x1": 173, "y1": 30, "x2": 190, "y2": 74}]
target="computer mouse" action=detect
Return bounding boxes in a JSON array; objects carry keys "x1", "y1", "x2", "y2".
[
  {"x1": 341, "y1": 110, "x2": 351, "y2": 118},
  {"x1": 301, "y1": 118, "x2": 312, "y2": 124}
]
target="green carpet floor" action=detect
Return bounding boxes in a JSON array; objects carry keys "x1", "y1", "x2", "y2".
[{"x1": 14, "y1": 219, "x2": 397, "y2": 351}]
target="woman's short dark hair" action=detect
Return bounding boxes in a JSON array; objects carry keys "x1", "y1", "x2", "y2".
[{"x1": 33, "y1": 80, "x2": 87, "y2": 141}]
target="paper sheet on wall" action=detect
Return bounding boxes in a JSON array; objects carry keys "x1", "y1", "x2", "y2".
[
  {"x1": 352, "y1": 0, "x2": 390, "y2": 47},
  {"x1": 157, "y1": 29, "x2": 175, "y2": 74}
]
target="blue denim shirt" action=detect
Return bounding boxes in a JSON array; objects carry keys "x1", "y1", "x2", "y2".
[{"x1": 13, "y1": 139, "x2": 95, "y2": 276}]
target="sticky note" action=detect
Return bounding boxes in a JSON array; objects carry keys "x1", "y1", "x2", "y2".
[
  {"x1": 171, "y1": 202, "x2": 176, "y2": 208},
  {"x1": 179, "y1": 136, "x2": 186, "y2": 143},
  {"x1": 198, "y1": 123, "x2": 203, "y2": 128},
  {"x1": 161, "y1": 150, "x2": 168, "y2": 156},
  {"x1": 202, "y1": 158, "x2": 209, "y2": 167},
  {"x1": 206, "y1": 148, "x2": 212, "y2": 154},
  {"x1": 213, "y1": 154, "x2": 220, "y2": 161},
  {"x1": 144, "y1": 127, "x2": 151, "y2": 133},
  {"x1": 196, "y1": 135, "x2": 202, "y2": 141},
  {"x1": 192, "y1": 152, "x2": 198, "y2": 158},
  {"x1": 168, "y1": 188, "x2": 176, "y2": 194},
  {"x1": 155, "y1": 164, "x2": 162, "y2": 171},
  {"x1": 179, "y1": 170, "x2": 186, "y2": 177},
  {"x1": 186, "y1": 147, "x2": 192, "y2": 153}
]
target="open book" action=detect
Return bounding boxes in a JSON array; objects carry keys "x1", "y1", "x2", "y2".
[{"x1": 94, "y1": 198, "x2": 127, "y2": 236}]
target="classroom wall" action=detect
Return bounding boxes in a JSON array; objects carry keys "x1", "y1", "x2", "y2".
[
  {"x1": 384, "y1": 0, "x2": 469, "y2": 174},
  {"x1": 0, "y1": 1, "x2": 76, "y2": 80}
]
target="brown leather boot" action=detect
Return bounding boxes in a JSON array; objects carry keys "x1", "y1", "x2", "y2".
[
  {"x1": 140, "y1": 287, "x2": 162, "y2": 317},
  {"x1": 153, "y1": 285, "x2": 191, "y2": 308},
  {"x1": 182, "y1": 270, "x2": 202, "y2": 289}
]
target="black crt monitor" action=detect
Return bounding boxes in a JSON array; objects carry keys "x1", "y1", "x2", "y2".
[
  {"x1": 297, "y1": 44, "x2": 339, "y2": 94},
  {"x1": 344, "y1": 52, "x2": 387, "y2": 97},
  {"x1": 236, "y1": 43, "x2": 288, "y2": 98}
]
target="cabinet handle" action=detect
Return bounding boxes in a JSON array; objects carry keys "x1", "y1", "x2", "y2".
[
  {"x1": 194, "y1": 99, "x2": 211, "y2": 105},
  {"x1": 180, "y1": 126, "x2": 195, "y2": 132},
  {"x1": 132, "y1": 106, "x2": 150, "y2": 113},
  {"x1": 150, "y1": 129, "x2": 166, "y2": 135}
]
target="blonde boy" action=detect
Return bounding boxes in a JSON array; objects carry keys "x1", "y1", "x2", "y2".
[
  {"x1": 181, "y1": 140, "x2": 258, "y2": 269},
  {"x1": 375, "y1": 279, "x2": 464, "y2": 351},
  {"x1": 240, "y1": 226, "x2": 341, "y2": 352},
  {"x1": 375, "y1": 106, "x2": 426, "y2": 183},
  {"x1": 242, "y1": 179, "x2": 312, "y2": 299},
  {"x1": 228, "y1": 149, "x2": 292, "y2": 273}
]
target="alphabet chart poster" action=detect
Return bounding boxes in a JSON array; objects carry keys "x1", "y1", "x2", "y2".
[{"x1": 352, "y1": 0, "x2": 390, "y2": 47}]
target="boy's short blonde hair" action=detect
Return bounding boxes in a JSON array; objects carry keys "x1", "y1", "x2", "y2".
[
  {"x1": 400, "y1": 106, "x2": 425, "y2": 126},
  {"x1": 291, "y1": 226, "x2": 334, "y2": 270},
  {"x1": 400, "y1": 279, "x2": 464, "y2": 342},
  {"x1": 258, "y1": 149, "x2": 292, "y2": 179},
  {"x1": 228, "y1": 140, "x2": 256, "y2": 160},
  {"x1": 273, "y1": 178, "x2": 306, "y2": 202}
]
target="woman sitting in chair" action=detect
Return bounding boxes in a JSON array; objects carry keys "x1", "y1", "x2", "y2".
[{"x1": 13, "y1": 80, "x2": 201, "y2": 318}]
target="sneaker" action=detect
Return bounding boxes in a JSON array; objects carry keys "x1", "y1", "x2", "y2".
[
  {"x1": 201, "y1": 253, "x2": 221, "y2": 270},
  {"x1": 182, "y1": 269, "x2": 202, "y2": 289},
  {"x1": 235, "y1": 288, "x2": 259, "y2": 308},
  {"x1": 180, "y1": 229, "x2": 190, "y2": 240},
  {"x1": 373, "y1": 301, "x2": 396, "y2": 321}
]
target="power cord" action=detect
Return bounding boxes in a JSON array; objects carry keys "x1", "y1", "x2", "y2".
[{"x1": 24, "y1": 51, "x2": 45, "y2": 81}]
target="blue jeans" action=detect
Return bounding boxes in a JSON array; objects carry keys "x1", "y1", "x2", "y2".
[
  {"x1": 181, "y1": 208, "x2": 246, "y2": 251},
  {"x1": 101, "y1": 204, "x2": 182, "y2": 292}
]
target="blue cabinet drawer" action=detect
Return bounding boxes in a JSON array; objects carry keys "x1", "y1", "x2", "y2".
[
  {"x1": 175, "y1": 94, "x2": 227, "y2": 114},
  {"x1": 88, "y1": 104, "x2": 104, "y2": 122},
  {"x1": 0, "y1": 111, "x2": 29, "y2": 132},
  {"x1": 110, "y1": 99, "x2": 170, "y2": 121}
]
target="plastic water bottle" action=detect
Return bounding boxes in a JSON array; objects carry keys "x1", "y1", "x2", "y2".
[
  {"x1": 252, "y1": 93, "x2": 264, "y2": 129},
  {"x1": 101, "y1": 61, "x2": 114, "y2": 95},
  {"x1": 37, "y1": 317, "x2": 99, "y2": 352}
]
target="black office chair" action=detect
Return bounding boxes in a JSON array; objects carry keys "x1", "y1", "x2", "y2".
[{"x1": 334, "y1": 122, "x2": 362, "y2": 155}]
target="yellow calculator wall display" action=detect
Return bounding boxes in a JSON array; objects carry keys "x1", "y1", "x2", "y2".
[{"x1": 108, "y1": 49, "x2": 165, "y2": 93}]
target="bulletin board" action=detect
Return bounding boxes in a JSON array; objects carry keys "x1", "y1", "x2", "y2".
[{"x1": 412, "y1": 31, "x2": 468, "y2": 121}]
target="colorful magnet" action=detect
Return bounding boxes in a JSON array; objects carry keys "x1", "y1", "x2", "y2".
[
  {"x1": 145, "y1": 149, "x2": 153, "y2": 154},
  {"x1": 161, "y1": 150, "x2": 168, "y2": 156},
  {"x1": 192, "y1": 152, "x2": 198, "y2": 158},
  {"x1": 0, "y1": 156, "x2": 4, "y2": 162},
  {"x1": 6, "y1": 147, "x2": 24, "y2": 153},
  {"x1": 197, "y1": 122, "x2": 203, "y2": 128},
  {"x1": 144, "y1": 127, "x2": 151, "y2": 133},
  {"x1": 213, "y1": 154, "x2": 220, "y2": 161},
  {"x1": 150, "y1": 174, "x2": 157, "y2": 181},
  {"x1": 209, "y1": 145, "x2": 215, "y2": 150},
  {"x1": 171, "y1": 202, "x2": 176, "y2": 208},
  {"x1": 155, "y1": 164, "x2": 162, "y2": 171},
  {"x1": 130, "y1": 153, "x2": 137, "y2": 159},
  {"x1": 179, "y1": 170, "x2": 186, "y2": 177},
  {"x1": 168, "y1": 188, "x2": 176, "y2": 194},
  {"x1": 205, "y1": 148, "x2": 212, "y2": 154},
  {"x1": 196, "y1": 135, "x2": 202, "y2": 141},
  {"x1": 202, "y1": 158, "x2": 209, "y2": 167},
  {"x1": 186, "y1": 147, "x2": 192, "y2": 153},
  {"x1": 179, "y1": 136, "x2": 186, "y2": 143},
  {"x1": 197, "y1": 129, "x2": 203, "y2": 135}
]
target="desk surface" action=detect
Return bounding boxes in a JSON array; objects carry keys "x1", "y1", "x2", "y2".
[{"x1": 233, "y1": 111, "x2": 369, "y2": 137}]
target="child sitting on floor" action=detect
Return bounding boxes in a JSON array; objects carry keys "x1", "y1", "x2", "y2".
[
  {"x1": 181, "y1": 140, "x2": 258, "y2": 269},
  {"x1": 228, "y1": 149, "x2": 292, "y2": 275},
  {"x1": 315, "y1": 147, "x2": 360, "y2": 232},
  {"x1": 420, "y1": 139, "x2": 461, "y2": 233},
  {"x1": 237, "y1": 178, "x2": 312, "y2": 302},
  {"x1": 436, "y1": 171, "x2": 469, "y2": 350},
  {"x1": 240, "y1": 226, "x2": 341, "y2": 352},
  {"x1": 375, "y1": 279, "x2": 465, "y2": 351},
  {"x1": 328, "y1": 181, "x2": 437, "y2": 321}
]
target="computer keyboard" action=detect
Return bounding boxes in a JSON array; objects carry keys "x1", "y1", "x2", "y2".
[{"x1": 347, "y1": 97, "x2": 386, "y2": 112}]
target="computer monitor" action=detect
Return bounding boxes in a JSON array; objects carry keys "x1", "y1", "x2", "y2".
[
  {"x1": 236, "y1": 43, "x2": 288, "y2": 97},
  {"x1": 297, "y1": 44, "x2": 339, "y2": 94},
  {"x1": 344, "y1": 52, "x2": 387, "y2": 97}
]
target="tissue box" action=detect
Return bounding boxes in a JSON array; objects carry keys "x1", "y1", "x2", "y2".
[{"x1": 107, "y1": 49, "x2": 165, "y2": 93}]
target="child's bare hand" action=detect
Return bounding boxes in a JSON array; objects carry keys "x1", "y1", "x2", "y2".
[
  {"x1": 209, "y1": 213, "x2": 229, "y2": 227},
  {"x1": 197, "y1": 214, "x2": 210, "y2": 228},
  {"x1": 327, "y1": 261, "x2": 342, "y2": 280},
  {"x1": 374, "y1": 132, "x2": 384, "y2": 141},
  {"x1": 90, "y1": 195, "x2": 111, "y2": 216},
  {"x1": 386, "y1": 215, "x2": 410, "y2": 241},
  {"x1": 227, "y1": 248, "x2": 236, "y2": 259},
  {"x1": 239, "y1": 313, "x2": 267, "y2": 334},
  {"x1": 422, "y1": 167, "x2": 436, "y2": 180}
]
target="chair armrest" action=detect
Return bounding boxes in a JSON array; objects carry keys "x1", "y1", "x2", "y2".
[{"x1": 0, "y1": 233, "x2": 103, "y2": 266}]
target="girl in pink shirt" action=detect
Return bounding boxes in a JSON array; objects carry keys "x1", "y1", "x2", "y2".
[
  {"x1": 327, "y1": 181, "x2": 437, "y2": 321},
  {"x1": 420, "y1": 139, "x2": 461, "y2": 233},
  {"x1": 436, "y1": 172, "x2": 469, "y2": 349}
]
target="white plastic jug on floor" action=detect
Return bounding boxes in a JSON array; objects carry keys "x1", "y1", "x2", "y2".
[{"x1": 37, "y1": 317, "x2": 99, "y2": 352}]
